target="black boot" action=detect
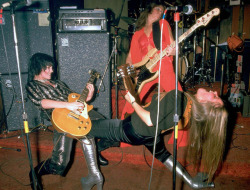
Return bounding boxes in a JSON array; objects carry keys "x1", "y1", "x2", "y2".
[
  {"x1": 96, "y1": 139, "x2": 120, "y2": 166},
  {"x1": 98, "y1": 153, "x2": 109, "y2": 166},
  {"x1": 29, "y1": 160, "x2": 52, "y2": 190},
  {"x1": 29, "y1": 169, "x2": 42, "y2": 190}
]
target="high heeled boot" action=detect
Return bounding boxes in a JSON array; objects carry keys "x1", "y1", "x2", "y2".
[
  {"x1": 29, "y1": 160, "x2": 52, "y2": 190},
  {"x1": 163, "y1": 155, "x2": 215, "y2": 189},
  {"x1": 81, "y1": 138, "x2": 104, "y2": 190}
]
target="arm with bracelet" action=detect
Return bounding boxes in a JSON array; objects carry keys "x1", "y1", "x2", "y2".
[{"x1": 125, "y1": 91, "x2": 153, "y2": 126}]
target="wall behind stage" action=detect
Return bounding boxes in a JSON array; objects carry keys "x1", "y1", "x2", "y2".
[
  {"x1": 84, "y1": 0, "x2": 130, "y2": 67},
  {"x1": 0, "y1": 2, "x2": 53, "y2": 74},
  {"x1": 0, "y1": 1, "x2": 53, "y2": 131}
]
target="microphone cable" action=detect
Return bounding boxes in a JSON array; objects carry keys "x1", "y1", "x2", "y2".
[{"x1": 148, "y1": 9, "x2": 167, "y2": 190}]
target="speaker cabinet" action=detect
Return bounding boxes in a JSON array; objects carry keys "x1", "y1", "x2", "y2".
[
  {"x1": 0, "y1": 73, "x2": 41, "y2": 131},
  {"x1": 0, "y1": 10, "x2": 53, "y2": 73},
  {"x1": 0, "y1": 9, "x2": 53, "y2": 131},
  {"x1": 57, "y1": 32, "x2": 111, "y2": 119}
]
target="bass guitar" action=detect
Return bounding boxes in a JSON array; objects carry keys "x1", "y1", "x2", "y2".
[
  {"x1": 52, "y1": 70, "x2": 100, "y2": 138},
  {"x1": 133, "y1": 8, "x2": 220, "y2": 94}
]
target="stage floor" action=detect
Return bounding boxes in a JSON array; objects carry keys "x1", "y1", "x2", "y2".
[{"x1": 0, "y1": 82, "x2": 249, "y2": 190}]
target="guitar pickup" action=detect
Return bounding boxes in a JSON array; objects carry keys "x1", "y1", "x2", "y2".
[{"x1": 68, "y1": 112, "x2": 80, "y2": 120}]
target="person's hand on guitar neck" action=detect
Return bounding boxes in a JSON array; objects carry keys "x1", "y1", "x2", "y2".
[
  {"x1": 86, "y1": 83, "x2": 95, "y2": 102},
  {"x1": 165, "y1": 44, "x2": 176, "y2": 56}
]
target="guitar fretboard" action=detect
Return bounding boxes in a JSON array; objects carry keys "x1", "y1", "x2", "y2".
[
  {"x1": 77, "y1": 72, "x2": 99, "y2": 103},
  {"x1": 146, "y1": 8, "x2": 220, "y2": 70}
]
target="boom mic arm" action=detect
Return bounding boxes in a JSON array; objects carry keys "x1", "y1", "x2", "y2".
[
  {"x1": 1, "y1": 0, "x2": 32, "y2": 8},
  {"x1": 166, "y1": 5, "x2": 193, "y2": 15}
]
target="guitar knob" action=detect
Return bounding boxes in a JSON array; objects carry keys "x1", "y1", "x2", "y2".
[
  {"x1": 80, "y1": 121, "x2": 83, "y2": 124},
  {"x1": 86, "y1": 122, "x2": 89, "y2": 125},
  {"x1": 78, "y1": 126, "x2": 81, "y2": 130}
]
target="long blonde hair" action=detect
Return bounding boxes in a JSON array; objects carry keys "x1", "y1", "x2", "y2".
[{"x1": 186, "y1": 93, "x2": 228, "y2": 182}]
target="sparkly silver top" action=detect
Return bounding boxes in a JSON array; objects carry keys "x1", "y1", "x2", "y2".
[{"x1": 26, "y1": 80, "x2": 73, "y2": 111}]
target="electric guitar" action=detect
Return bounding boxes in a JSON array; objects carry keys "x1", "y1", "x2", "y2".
[
  {"x1": 51, "y1": 70, "x2": 100, "y2": 138},
  {"x1": 133, "y1": 8, "x2": 220, "y2": 94},
  {"x1": 117, "y1": 64, "x2": 140, "y2": 104}
]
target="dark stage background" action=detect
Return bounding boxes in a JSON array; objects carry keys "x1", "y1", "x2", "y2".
[
  {"x1": 0, "y1": 1, "x2": 53, "y2": 131},
  {"x1": 0, "y1": 0, "x2": 112, "y2": 131}
]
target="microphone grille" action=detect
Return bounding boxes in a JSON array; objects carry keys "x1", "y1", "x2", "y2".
[
  {"x1": 26, "y1": 0, "x2": 32, "y2": 6},
  {"x1": 185, "y1": 5, "x2": 193, "y2": 15}
]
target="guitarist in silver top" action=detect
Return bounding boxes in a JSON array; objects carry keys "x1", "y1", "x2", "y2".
[{"x1": 26, "y1": 53, "x2": 118, "y2": 190}]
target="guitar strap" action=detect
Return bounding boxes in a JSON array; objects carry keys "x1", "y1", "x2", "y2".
[{"x1": 152, "y1": 21, "x2": 161, "y2": 50}]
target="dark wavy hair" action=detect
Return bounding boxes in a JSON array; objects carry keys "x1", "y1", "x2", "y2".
[
  {"x1": 136, "y1": 1, "x2": 165, "y2": 30},
  {"x1": 27, "y1": 53, "x2": 55, "y2": 82}
]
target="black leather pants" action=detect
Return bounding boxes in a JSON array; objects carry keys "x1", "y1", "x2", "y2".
[
  {"x1": 44, "y1": 130, "x2": 74, "y2": 175},
  {"x1": 41, "y1": 109, "x2": 117, "y2": 175},
  {"x1": 90, "y1": 116, "x2": 171, "y2": 162}
]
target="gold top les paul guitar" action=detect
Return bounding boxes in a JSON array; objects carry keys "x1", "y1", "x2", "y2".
[
  {"x1": 133, "y1": 8, "x2": 220, "y2": 94},
  {"x1": 52, "y1": 70, "x2": 100, "y2": 138}
]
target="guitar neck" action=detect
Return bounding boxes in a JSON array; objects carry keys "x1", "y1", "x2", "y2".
[
  {"x1": 146, "y1": 8, "x2": 220, "y2": 70},
  {"x1": 78, "y1": 76, "x2": 95, "y2": 103},
  {"x1": 146, "y1": 25, "x2": 198, "y2": 69},
  {"x1": 79, "y1": 88, "x2": 89, "y2": 103}
]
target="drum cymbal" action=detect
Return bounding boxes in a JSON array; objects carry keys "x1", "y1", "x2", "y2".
[{"x1": 121, "y1": 16, "x2": 137, "y2": 25}]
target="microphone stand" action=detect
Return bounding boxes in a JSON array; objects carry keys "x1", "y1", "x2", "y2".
[
  {"x1": 213, "y1": 32, "x2": 219, "y2": 82},
  {"x1": 192, "y1": 32, "x2": 197, "y2": 88},
  {"x1": 173, "y1": 12, "x2": 180, "y2": 190},
  {"x1": 8, "y1": 4, "x2": 37, "y2": 190}
]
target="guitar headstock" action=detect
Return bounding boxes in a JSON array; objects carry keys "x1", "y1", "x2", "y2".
[
  {"x1": 196, "y1": 8, "x2": 220, "y2": 27},
  {"x1": 89, "y1": 69, "x2": 100, "y2": 79},
  {"x1": 117, "y1": 64, "x2": 136, "y2": 79},
  {"x1": 117, "y1": 63, "x2": 138, "y2": 101},
  {"x1": 88, "y1": 70, "x2": 100, "y2": 84}
]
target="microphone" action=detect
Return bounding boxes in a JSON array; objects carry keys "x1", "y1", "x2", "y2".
[
  {"x1": 1, "y1": 0, "x2": 32, "y2": 8},
  {"x1": 26, "y1": 0, "x2": 32, "y2": 6},
  {"x1": 166, "y1": 5, "x2": 193, "y2": 15},
  {"x1": 1, "y1": 1, "x2": 11, "y2": 8}
]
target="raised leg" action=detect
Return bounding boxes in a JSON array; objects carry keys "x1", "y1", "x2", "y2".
[
  {"x1": 163, "y1": 155, "x2": 215, "y2": 189},
  {"x1": 81, "y1": 138, "x2": 103, "y2": 190}
]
